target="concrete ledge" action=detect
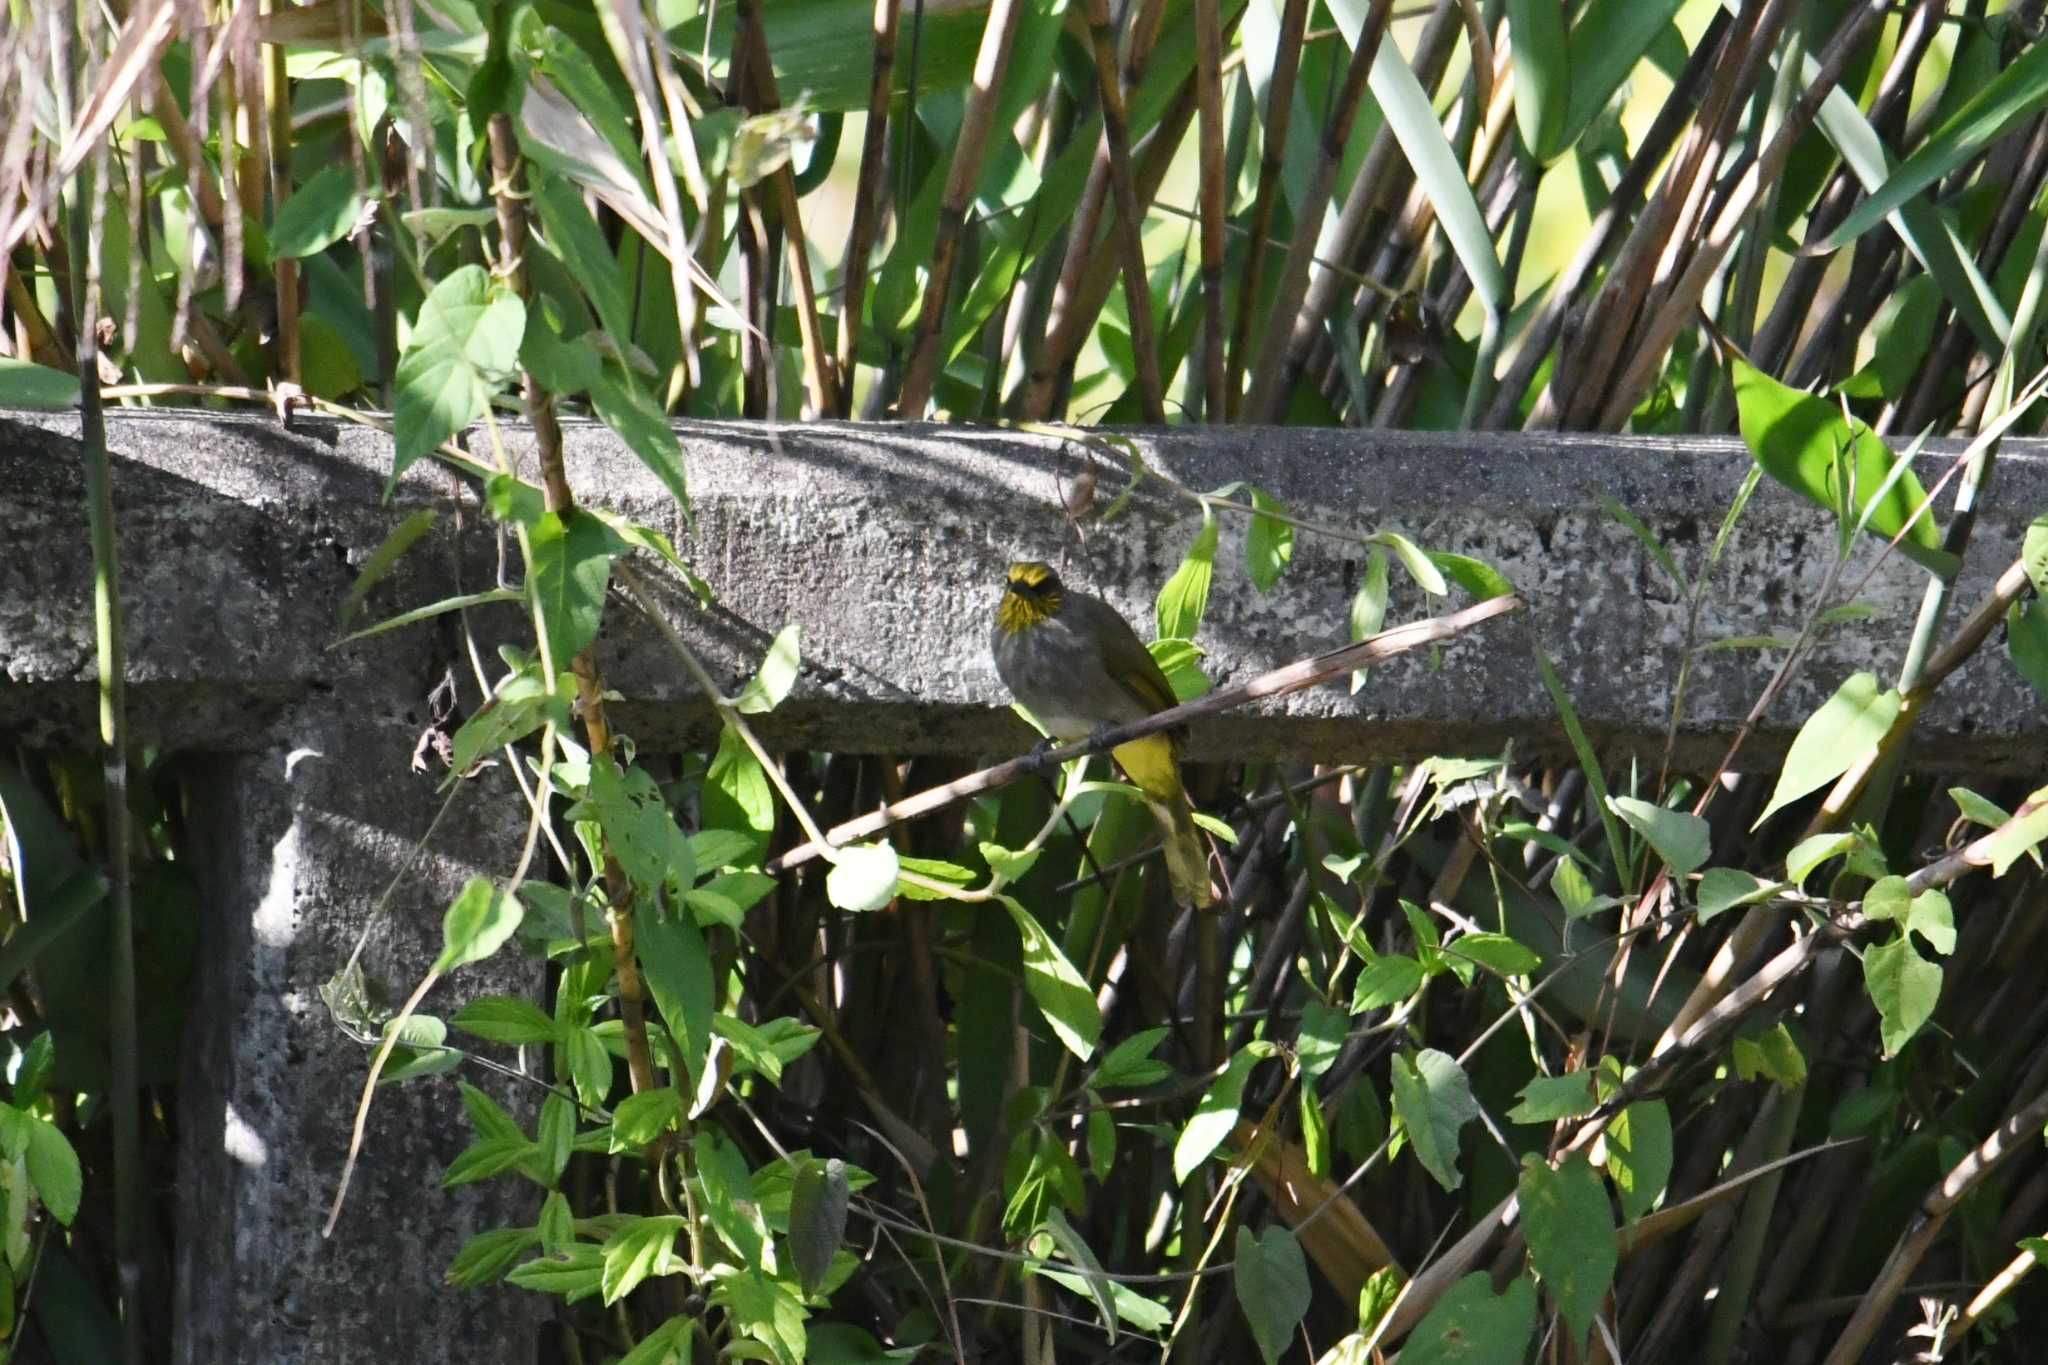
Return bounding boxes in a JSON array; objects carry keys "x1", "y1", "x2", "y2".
[{"x1": 3, "y1": 408, "x2": 2044, "y2": 771}]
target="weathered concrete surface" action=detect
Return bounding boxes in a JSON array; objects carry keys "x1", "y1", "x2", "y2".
[
  {"x1": 3, "y1": 407, "x2": 2044, "y2": 770},
  {"x1": 175, "y1": 721, "x2": 543, "y2": 1365},
  {"x1": 1, "y1": 406, "x2": 2044, "y2": 1361}
]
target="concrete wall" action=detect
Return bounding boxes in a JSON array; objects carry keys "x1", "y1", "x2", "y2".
[
  {"x1": 7, "y1": 408, "x2": 2045, "y2": 769},
  {"x1": 2, "y1": 407, "x2": 2045, "y2": 1360}
]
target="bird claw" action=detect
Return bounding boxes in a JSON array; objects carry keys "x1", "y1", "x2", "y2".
[{"x1": 1022, "y1": 737, "x2": 1060, "y2": 775}]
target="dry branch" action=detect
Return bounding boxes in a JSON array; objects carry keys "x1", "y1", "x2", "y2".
[{"x1": 761, "y1": 592, "x2": 1523, "y2": 873}]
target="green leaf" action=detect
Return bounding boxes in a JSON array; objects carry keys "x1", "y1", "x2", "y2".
[
  {"x1": 892, "y1": 856, "x2": 975, "y2": 901},
  {"x1": 826, "y1": 843, "x2": 900, "y2": 912},
  {"x1": 2008, "y1": 599, "x2": 2048, "y2": 700},
  {"x1": 1389, "y1": 1048, "x2": 1479, "y2": 1191},
  {"x1": 1035, "y1": 1269, "x2": 1173, "y2": 1333},
  {"x1": 713, "y1": 1268, "x2": 809, "y2": 1365},
  {"x1": 569, "y1": 757, "x2": 692, "y2": 893},
  {"x1": 1092, "y1": 1027, "x2": 1173, "y2": 1090},
  {"x1": 1508, "y1": 1071, "x2": 1598, "y2": 1125},
  {"x1": 1730, "y1": 355, "x2": 1952, "y2": 577},
  {"x1": 1044, "y1": 1207, "x2": 1119, "y2": 1343},
  {"x1": 1246, "y1": 488, "x2": 1294, "y2": 592},
  {"x1": 610, "y1": 1088, "x2": 685, "y2": 1150},
  {"x1": 1234, "y1": 1226, "x2": 1311, "y2": 1365},
  {"x1": 1173, "y1": 1045, "x2": 1263, "y2": 1184},
  {"x1": 452, "y1": 995, "x2": 561, "y2": 1045},
  {"x1": 1147, "y1": 638, "x2": 1213, "y2": 701},
  {"x1": 733, "y1": 623, "x2": 802, "y2": 714},
  {"x1": 1373, "y1": 529, "x2": 1449, "y2": 595},
  {"x1": 434, "y1": 879, "x2": 524, "y2": 974},
  {"x1": 636, "y1": 909, "x2": 713, "y2": 1086},
  {"x1": 614, "y1": 1319, "x2": 690, "y2": 1365},
  {"x1": 1732, "y1": 1022, "x2": 1808, "y2": 1088},
  {"x1": 1297, "y1": 1000, "x2": 1348, "y2": 1082},
  {"x1": 691, "y1": 828, "x2": 761, "y2": 873},
  {"x1": 23, "y1": 1117, "x2": 80, "y2": 1225},
  {"x1": 1697, "y1": 867, "x2": 1776, "y2": 923},
  {"x1": 520, "y1": 312, "x2": 601, "y2": 397},
  {"x1": 787, "y1": 1157, "x2": 850, "y2": 1298},
  {"x1": 0, "y1": 358, "x2": 80, "y2": 409},
  {"x1": 1507, "y1": 0, "x2": 1569, "y2": 161},
  {"x1": 1608, "y1": 796, "x2": 1708, "y2": 875},
  {"x1": 600, "y1": 1214, "x2": 685, "y2": 1305},
  {"x1": 1606, "y1": 1100, "x2": 1672, "y2": 1222},
  {"x1": 1755, "y1": 673, "x2": 1902, "y2": 829},
  {"x1": 393, "y1": 264, "x2": 526, "y2": 480},
  {"x1": 588, "y1": 367, "x2": 689, "y2": 514},
  {"x1": 1603, "y1": 496, "x2": 1686, "y2": 593},
  {"x1": 1427, "y1": 551, "x2": 1516, "y2": 601},
  {"x1": 1519, "y1": 1152, "x2": 1616, "y2": 1347},
  {"x1": 380, "y1": 1013, "x2": 463, "y2": 1083},
  {"x1": 1815, "y1": 39, "x2": 2048, "y2": 255},
  {"x1": 1448, "y1": 932, "x2": 1541, "y2": 978},
  {"x1": 1087, "y1": 1107, "x2": 1117, "y2": 1181},
  {"x1": 1398, "y1": 1272, "x2": 1538, "y2": 1365},
  {"x1": 1536, "y1": 647, "x2": 1629, "y2": 885},
  {"x1": 1349, "y1": 549, "x2": 1389, "y2": 692},
  {"x1": 1864, "y1": 934, "x2": 1942, "y2": 1058},
  {"x1": 1355, "y1": 24, "x2": 1506, "y2": 309},
  {"x1": 1157, "y1": 513, "x2": 1220, "y2": 639},
  {"x1": 459, "y1": 1080, "x2": 525, "y2": 1142},
  {"x1": 1000, "y1": 895, "x2": 1101, "y2": 1060},
  {"x1": 1552, "y1": 854, "x2": 1606, "y2": 919},
  {"x1": 1559, "y1": 0, "x2": 1687, "y2": 158},
  {"x1": 443, "y1": 1134, "x2": 543, "y2": 1188},
  {"x1": 505, "y1": 1243, "x2": 605, "y2": 1300},
  {"x1": 338, "y1": 508, "x2": 438, "y2": 626},
  {"x1": 1971, "y1": 785, "x2": 2048, "y2": 876},
  {"x1": 979, "y1": 840, "x2": 1043, "y2": 883},
  {"x1": 449, "y1": 1227, "x2": 542, "y2": 1288},
  {"x1": 1301, "y1": 1082, "x2": 1331, "y2": 1178},
  {"x1": 532, "y1": 170, "x2": 633, "y2": 346},
  {"x1": 704, "y1": 728, "x2": 775, "y2": 860},
  {"x1": 449, "y1": 664, "x2": 574, "y2": 774},
  {"x1": 270, "y1": 164, "x2": 367, "y2": 259},
  {"x1": 1840, "y1": 275, "x2": 1940, "y2": 401},
  {"x1": 1351, "y1": 954, "x2": 1425, "y2": 1011},
  {"x1": 529, "y1": 509, "x2": 628, "y2": 667},
  {"x1": 1785, "y1": 831, "x2": 1862, "y2": 888},
  {"x1": 341, "y1": 587, "x2": 526, "y2": 648},
  {"x1": 2025, "y1": 515, "x2": 2048, "y2": 595},
  {"x1": 535, "y1": 1092, "x2": 574, "y2": 1181},
  {"x1": 1950, "y1": 786, "x2": 2011, "y2": 830}
]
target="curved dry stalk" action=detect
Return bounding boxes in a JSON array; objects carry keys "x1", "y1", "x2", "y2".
[
  {"x1": 734, "y1": 0, "x2": 841, "y2": 418},
  {"x1": 1012, "y1": 75, "x2": 1203, "y2": 419},
  {"x1": 1241, "y1": 0, "x2": 1395, "y2": 423},
  {"x1": 1592, "y1": 0, "x2": 1889, "y2": 431},
  {"x1": 1222, "y1": 0, "x2": 1308, "y2": 415},
  {"x1": 1192, "y1": 0, "x2": 1227, "y2": 421},
  {"x1": 1483, "y1": 7, "x2": 1730, "y2": 430},
  {"x1": 1072, "y1": 0, "x2": 1168, "y2": 422},
  {"x1": 894, "y1": 0, "x2": 1032, "y2": 416},
  {"x1": 1823, "y1": 1083, "x2": 2048, "y2": 1365},
  {"x1": 836, "y1": 0, "x2": 903, "y2": 412}
]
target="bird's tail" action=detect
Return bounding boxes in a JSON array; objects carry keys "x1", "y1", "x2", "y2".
[{"x1": 1152, "y1": 796, "x2": 1215, "y2": 909}]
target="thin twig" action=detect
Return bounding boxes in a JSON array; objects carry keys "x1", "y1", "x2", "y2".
[{"x1": 765, "y1": 593, "x2": 1523, "y2": 872}]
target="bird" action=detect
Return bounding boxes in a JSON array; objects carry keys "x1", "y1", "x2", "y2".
[{"x1": 990, "y1": 560, "x2": 1215, "y2": 908}]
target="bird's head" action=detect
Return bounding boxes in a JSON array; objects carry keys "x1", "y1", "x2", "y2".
[{"x1": 996, "y1": 560, "x2": 1066, "y2": 634}]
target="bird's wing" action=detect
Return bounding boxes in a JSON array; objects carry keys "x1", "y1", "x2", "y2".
[{"x1": 1079, "y1": 595, "x2": 1179, "y2": 715}]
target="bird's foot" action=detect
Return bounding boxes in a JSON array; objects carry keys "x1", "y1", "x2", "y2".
[{"x1": 1022, "y1": 736, "x2": 1061, "y2": 775}]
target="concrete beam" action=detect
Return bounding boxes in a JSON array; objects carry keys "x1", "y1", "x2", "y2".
[{"x1": 4, "y1": 407, "x2": 2043, "y2": 771}]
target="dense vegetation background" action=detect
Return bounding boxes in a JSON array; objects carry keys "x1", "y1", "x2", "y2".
[{"x1": 6, "y1": 0, "x2": 2048, "y2": 1361}]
